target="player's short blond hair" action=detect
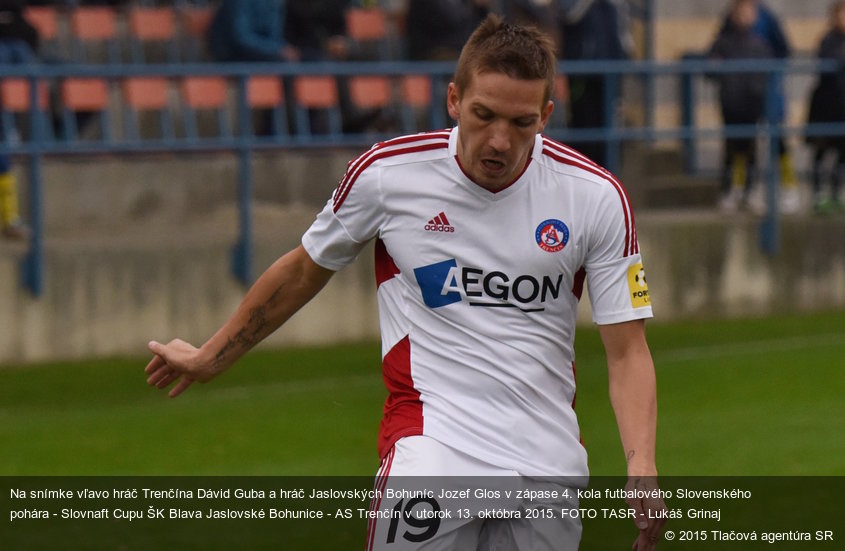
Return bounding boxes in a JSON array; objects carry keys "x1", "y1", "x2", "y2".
[{"x1": 454, "y1": 14, "x2": 557, "y2": 105}]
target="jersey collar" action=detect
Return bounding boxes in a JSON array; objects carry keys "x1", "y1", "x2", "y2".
[{"x1": 449, "y1": 126, "x2": 542, "y2": 200}]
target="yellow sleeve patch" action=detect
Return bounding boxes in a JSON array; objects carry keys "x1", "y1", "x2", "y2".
[{"x1": 627, "y1": 262, "x2": 650, "y2": 308}]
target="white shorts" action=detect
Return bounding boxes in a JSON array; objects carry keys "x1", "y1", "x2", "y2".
[{"x1": 365, "y1": 436, "x2": 582, "y2": 551}]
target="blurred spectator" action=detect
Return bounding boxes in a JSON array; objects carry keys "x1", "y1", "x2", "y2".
[
  {"x1": 718, "y1": 0, "x2": 799, "y2": 212},
  {"x1": 0, "y1": 155, "x2": 26, "y2": 240},
  {"x1": 718, "y1": 0, "x2": 789, "y2": 58},
  {"x1": 558, "y1": 0, "x2": 633, "y2": 166},
  {"x1": 286, "y1": 0, "x2": 393, "y2": 134},
  {"x1": 708, "y1": 0, "x2": 772, "y2": 212},
  {"x1": 207, "y1": 0, "x2": 299, "y2": 137},
  {"x1": 499, "y1": 0, "x2": 558, "y2": 38},
  {"x1": 0, "y1": 0, "x2": 37, "y2": 63},
  {"x1": 0, "y1": 0, "x2": 36, "y2": 240},
  {"x1": 285, "y1": 0, "x2": 349, "y2": 61},
  {"x1": 405, "y1": 0, "x2": 491, "y2": 61},
  {"x1": 806, "y1": 0, "x2": 845, "y2": 213},
  {"x1": 207, "y1": 0, "x2": 300, "y2": 63}
]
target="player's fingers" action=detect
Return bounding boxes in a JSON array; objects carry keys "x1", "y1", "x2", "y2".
[
  {"x1": 146, "y1": 367, "x2": 165, "y2": 386},
  {"x1": 626, "y1": 497, "x2": 648, "y2": 530},
  {"x1": 155, "y1": 370, "x2": 181, "y2": 389},
  {"x1": 146, "y1": 364, "x2": 172, "y2": 386},
  {"x1": 645, "y1": 498, "x2": 668, "y2": 538},
  {"x1": 169, "y1": 377, "x2": 194, "y2": 398},
  {"x1": 144, "y1": 352, "x2": 165, "y2": 374},
  {"x1": 632, "y1": 530, "x2": 659, "y2": 551}
]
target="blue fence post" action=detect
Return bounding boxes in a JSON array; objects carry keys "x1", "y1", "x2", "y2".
[
  {"x1": 231, "y1": 74, "x2": 254, "y2": 286},
  {"x1": 604, "y1": 72, "x2": 620, "y2": 174},
  {"x1": 680, "y1": 54, "x2": 698, "y2": 174},
  {"x1": 759, "y1": 69, "x2": 781, "y2": 256},
  {"x1": 21, "y1": 75, "x2": 44, "y2": 296},
  {"x1": 643, "y1": 0, "x2": 656, "y2": 133}
]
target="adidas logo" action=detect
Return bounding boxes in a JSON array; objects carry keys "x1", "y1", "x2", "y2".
[{"x1": 424, "y1": 211, "x2": 455, "y2": 233}]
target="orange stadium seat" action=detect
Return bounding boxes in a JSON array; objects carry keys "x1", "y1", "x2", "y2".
[
  {"x1": 178, "y1": 6, "x2": 215, "y2": 62},
  {"x1": 60, "y1": 78, "x2": 112, "y2": 141},
  {"x1": 0, "y1": 78, "x2": 53, "y2": 142},
  {"x1": 345, "y1": 7, "x2": 389, "y2": 60},
  {"x1": 180, "y1": 76, "x2": 231, "y2": 139},
  {"x1": 293, "y1": 76, "x2": 342, "y2": 137},
  {"x1": 121, "y1": 77, "x2": 174, "y2": 141},
  {"x1": 400, "y1": 74, "x2": 443, "y2": 132},
  {"x1": 70, "y1": 6, "x2": 121, "y2": 63},
  {"x1": 348, "y1": 76, "x2": 393, "y2": 110},
  {"x1": 23, "y1": 7, "x2": 61, "y2": 59},
  {"x1": 246, "y1": 75, "x2": 288, "y2": 138},
  {"x1": 127, "y1": 7, "x2": 179, "y2": 64}
]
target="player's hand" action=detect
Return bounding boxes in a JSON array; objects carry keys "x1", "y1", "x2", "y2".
[
  {"x1": 145, "y1": 339, "x2": 213, "y2": 398},
  {"x1": 625, "y1": 475, "x2": 667, "y2": 550}
]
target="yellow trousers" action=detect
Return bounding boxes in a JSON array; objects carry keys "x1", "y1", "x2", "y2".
[{"x1": 0, "y1": 171, "x2": 20, "y2": 226}]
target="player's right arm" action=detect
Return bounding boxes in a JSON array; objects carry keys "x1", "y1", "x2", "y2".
[{"x1": 144, "y1": 245, "x2": 335, "y2": 398}]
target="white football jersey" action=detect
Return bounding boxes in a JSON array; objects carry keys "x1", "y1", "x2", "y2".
[{"x1": 302, "y1": 127, "x2": 652, "y2": 476}]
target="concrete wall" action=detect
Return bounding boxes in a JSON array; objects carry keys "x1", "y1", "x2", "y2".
[{"x1": 2, "y1": 151, "x2": 844, "y2": 365}]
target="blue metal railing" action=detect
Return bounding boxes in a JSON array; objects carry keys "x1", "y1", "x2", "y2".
[{"x1": 2, "y1": 58, "x2": 843, "y2": 295}]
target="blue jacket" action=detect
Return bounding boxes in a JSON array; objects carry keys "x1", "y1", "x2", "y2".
[
  {"x1": 718, "y1": 2, "x2": 790, "y2": 58},
  {"x1": 208, "y1": 0, "x2": 287, "y2": 62},
  {"x1": 560, "y1": 0, "x2": 630, "y2": 61}
]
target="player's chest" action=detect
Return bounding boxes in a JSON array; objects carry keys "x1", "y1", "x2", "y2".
[{"x1": 379, "y1": 179, "x2": 587, "y2": 277}]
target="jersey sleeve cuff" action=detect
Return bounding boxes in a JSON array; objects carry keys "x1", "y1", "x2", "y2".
[{"x1": 592, "y1": 307, "x2": 653, "y2": 326}]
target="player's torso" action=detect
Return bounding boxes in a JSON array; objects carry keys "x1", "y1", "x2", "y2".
[
  {"x1": 371, "y1": 147, "x2": 595, "y2": 474},
  {"x1": 377, "y1": 154, "x2": 589, "y2": 328}
]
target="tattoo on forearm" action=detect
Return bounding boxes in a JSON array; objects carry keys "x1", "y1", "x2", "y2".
[{"x1": 213, "y1": 286, "x2": 283, "y2": 371}]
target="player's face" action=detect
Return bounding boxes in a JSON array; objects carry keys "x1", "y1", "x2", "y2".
[{"x1": 448, "y1": 71, "x2": 553, "y2": 192}]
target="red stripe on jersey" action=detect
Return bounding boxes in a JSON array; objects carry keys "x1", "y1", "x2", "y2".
[
  {"x1": 571, "y1": 266, "x2": 586, "y2": 300},
  {"x1": 439, "y1": 212, "x2": 450, "y2": 225},
  {"x1": 542, "y1": 137, "x2": 638, "y2": 256},
  {"x1": 333, "y1": 132, "x2": 451, "y2": 213},
  {"x1": 366, "y1": 448, "x2": 395, "y2": 551},
  {"x1": 374, "y1": 238, "x2": 400, "y2": 288},
  {"x1": 378, "y1": 335, "x2": 423, "y2": 459}
]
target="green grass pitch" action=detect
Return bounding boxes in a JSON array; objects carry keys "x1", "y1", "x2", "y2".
[{"x1": 1, "y1": 310, "x2": 844, "y2": 477}]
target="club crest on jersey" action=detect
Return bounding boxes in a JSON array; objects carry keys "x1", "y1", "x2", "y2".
[{"x1": 535, "y1": 219, "x2": 569, "y2": 253}]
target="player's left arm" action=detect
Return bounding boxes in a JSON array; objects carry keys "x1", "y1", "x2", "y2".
[{"x1": 600, "y1": 318, "x2": 667, "y2": 550}]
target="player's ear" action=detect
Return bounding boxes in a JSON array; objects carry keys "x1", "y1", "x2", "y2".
[
  {"x1": 447, "y1": 82, "x2": 461, "y2": 122},
  {"x1": 537, "y1": 100, "x2": 554, "y2": 132}
]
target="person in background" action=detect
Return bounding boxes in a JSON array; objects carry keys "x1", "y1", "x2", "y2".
[
  {"x1": 708, "y1": 0, "x2": 773, "y2": 212},
  {"x1": 207, "y1": 0, "x2": 299, "y2": 136},
  {"x1": 0, "y1": 0, "x2": 37, "y2": 239},
  {"x1": 718, "y1": 0, "x2": 800, "y2": 212},
  {"x1": 558, "y1": 0, "x2": 633, "y2": 167},
  {"x1": 806, "y1": 0, "x2": 845, "y2": 214},
  {"x1": 0, "y1": 155, "x2": 26, "y2": 239},
  {"x1": 406, "y1": 0, "x2": 491, "y2": 61},
  {"x1": 207, "y1": 0, "x2": 300, "y2": 63},
  {"x1": 286, "y1": 0, "x2": 393, "y2": 134}
]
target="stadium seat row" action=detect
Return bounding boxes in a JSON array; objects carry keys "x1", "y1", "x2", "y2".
[
  {"x1": 23, "y1": 3, "x2": 394, "y2": 65},
  {"x1": 0, "y1": 73, "x2": 445, "y2": 143},
  {"x1": 24, "y1": 4, "x2": 215, "y2": 64}
]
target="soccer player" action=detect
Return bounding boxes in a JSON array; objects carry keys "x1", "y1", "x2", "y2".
[{"x1": 145, "y1": 15, "x2": 666, "y2": 550}]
